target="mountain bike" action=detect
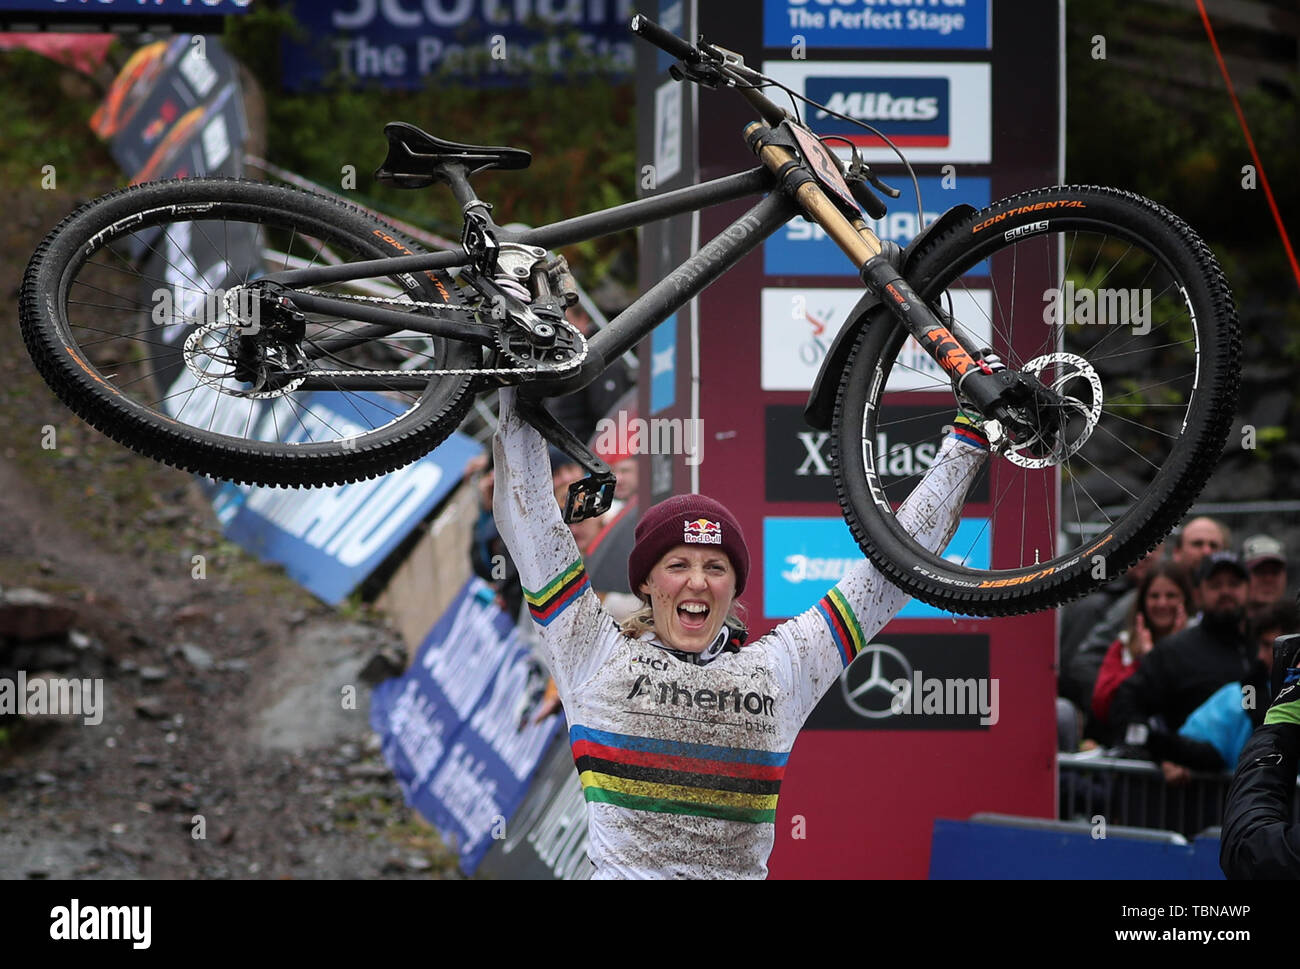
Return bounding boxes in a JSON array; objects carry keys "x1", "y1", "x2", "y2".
[{"x1": 19, "y1": 16, "x2": 1240, "y2": 617}]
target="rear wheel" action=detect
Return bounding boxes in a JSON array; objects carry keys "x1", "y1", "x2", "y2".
[
  {"x1": 20, "y1": 177, "x2": 480, "y2": 487},
  {"x1": 831, "y1": 185, "x2": 1241, "y2": 616}
]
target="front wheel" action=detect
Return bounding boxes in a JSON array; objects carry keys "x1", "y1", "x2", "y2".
[
  {"x1": 832, "y1": 185, "x2": 1241, "y2": 616},
  {"x1": 20, "y1": 177, "x2": 480, "y2": 487}
]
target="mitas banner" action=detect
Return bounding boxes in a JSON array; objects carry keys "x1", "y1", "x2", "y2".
[{"x1": 371, "y1": 577, "x2": 563, "y2": 875}]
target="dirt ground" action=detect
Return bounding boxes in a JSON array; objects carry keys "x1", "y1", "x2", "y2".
[{"x1": 0, "y1": 184, "x2": 462, "y2": 880}]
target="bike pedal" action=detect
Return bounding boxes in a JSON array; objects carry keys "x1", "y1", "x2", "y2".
[{"x1": 563, "y1": 473, "x2": 617, "y2": 524}]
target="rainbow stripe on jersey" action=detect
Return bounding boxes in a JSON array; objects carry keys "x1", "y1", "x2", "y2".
[
  {"x1": 816, "y1": 586, "x2": 866, "y2": 667},
  {"x1": 570, "y1": 724, "x2": 786, "y2": 824},
  {"x1": 523, "y1": 560, "x2": 589, "y2": 627}
]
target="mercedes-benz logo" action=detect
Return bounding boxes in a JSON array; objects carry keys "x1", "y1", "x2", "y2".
[{"x1": 840, "y1": 642, "x2": 912, "y2": 720}]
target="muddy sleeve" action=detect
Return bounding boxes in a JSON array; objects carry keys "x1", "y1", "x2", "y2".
[
  {"x1": 762, "y1": 431, "x2": 989, "y2": 725},
  {"x1": 492, "y1": 389, "x2": 619, "y2": 695}
]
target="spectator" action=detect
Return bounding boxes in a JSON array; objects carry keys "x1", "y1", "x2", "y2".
[
  {"x1": 1173, "y1": 516, "x2": 1230, "y2": 610},
  {"x1": 1220, "y1": 625, "x2": 1300, "y2": 878},
  {"x1": 1165, "y1": 601, "x2": 1300, "y2": 775},
  {"x1": 1060, "y1": 542, "x2": 1163, "y2": 708},
  {"x1": 1242, "y1": 534, "x2": 1288, "y2": 621},
  {"x1": 1067, "y1": 516, "x2": 1229, "y2": 705},
  {"x1": 1089, "y1": 562, "x2": 1193, "y2": 744},
  {"x1": 1110, "y1": 551, "x2": 1255, "y2": 759}
]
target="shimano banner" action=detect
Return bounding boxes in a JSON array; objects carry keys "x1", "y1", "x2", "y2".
[{"x1": 370, "y1": 577, "x2": 562, "y2": 876}]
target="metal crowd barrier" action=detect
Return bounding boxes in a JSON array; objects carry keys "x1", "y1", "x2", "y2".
[{"x1": 1058, "y1": 751, "x2": 1300, "y2": 839}]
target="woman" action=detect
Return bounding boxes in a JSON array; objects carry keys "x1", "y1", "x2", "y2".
[
  {"x1": 491, "y1": 388, "x2": 988, "y2": 879},
  {"x1": 1091, "y1": 562, "x2": 1193, "y2": 735}
]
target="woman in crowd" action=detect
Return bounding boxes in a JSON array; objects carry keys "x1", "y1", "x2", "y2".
[{"x1": 1091, "y1": 561, "x2": 1194, "y2": 742}]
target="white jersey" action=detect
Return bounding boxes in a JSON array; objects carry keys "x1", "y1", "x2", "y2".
[{"x1": 492, "y1": 389, "x2": 986, "y2": 879}]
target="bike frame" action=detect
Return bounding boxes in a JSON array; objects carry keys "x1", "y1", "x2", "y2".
[{"x1": 259, "y1": 164, "x2": 796, "y2": 398}]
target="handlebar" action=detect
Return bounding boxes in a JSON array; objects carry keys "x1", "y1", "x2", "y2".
[
  {"x1": 629, "y1": 15, "x2": 790, "y2": 127},
  {"x1": 629, "y1": 14, "x2": 699, "y2": 63}
]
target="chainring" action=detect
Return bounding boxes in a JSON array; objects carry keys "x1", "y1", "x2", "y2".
[{"x1": 494, "y1": 319, "x2": 584, "y2": 372}]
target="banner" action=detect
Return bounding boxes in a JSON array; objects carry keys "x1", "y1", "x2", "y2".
[
  {"x1": 281, "y1": 0, "x2": 636, "y2": 90},
  {"x1": 203, "y1": 422, "x2": 480, "y2": 605},
  {"x1": 370, "y1": 577, "x2": 563, "y2": 875},
  {"x1": 91, "y1": 34, "x2": 247, "y2": 181},
  {"x1": 477, "y1": 732, "x2": 593, "y2": 880}
]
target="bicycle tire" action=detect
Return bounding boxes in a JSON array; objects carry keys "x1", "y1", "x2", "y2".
[
  {"x1": 20, "y1": 177, "x2": 480, "y2": 488},
  {"x1": 831, "y1": 185, "x2": 1241, "y2": 616}
]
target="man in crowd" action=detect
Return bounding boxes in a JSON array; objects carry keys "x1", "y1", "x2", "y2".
[
  {"x1": 1110, "y1": 552, "x2": 1255, "y2": 772},
  {"x1": 1065, "y1": 516, "x2": 1229, "y2": 711},
  {"x1": 1242, "y1": 534, "x2": 1288, "y2": 621},
  {"x1": 1221, "y1": 608, "x2": 1300, "y2": 878}
]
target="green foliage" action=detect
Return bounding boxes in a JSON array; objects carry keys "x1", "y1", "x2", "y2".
[{"x1": 0, "y1": 51, "x2": 118, "y2": 187}]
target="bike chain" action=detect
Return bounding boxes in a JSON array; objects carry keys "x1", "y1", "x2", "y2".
[{"x1": 214, "y1": 286, "x2": 588, "y2": 384}]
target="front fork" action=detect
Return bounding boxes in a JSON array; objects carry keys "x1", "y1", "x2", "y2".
[{"x1": 749, "y1": 127, "x2": 1062, "y2": 451}]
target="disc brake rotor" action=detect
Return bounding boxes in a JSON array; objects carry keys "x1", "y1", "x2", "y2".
[{"x1": 991, "y1": 352, "x2": 1103, "y2": 469}]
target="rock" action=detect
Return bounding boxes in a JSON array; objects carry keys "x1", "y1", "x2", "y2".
[
  {"x1": 134, "y1": 698, "x2": 169, "y2": 721},
  {"x1": 216, "y1": 658, "x2": 250, "y2": 673},
  {"x1": 34, "y1": 771, "x2": 57, "y2": 786},
  {"x1": 0, "y1": 588, "x2": 76, "y2": 641},
  {"x1": 138, "y1": 666, "x2": 168, "y2": 683},
  {"x1": 405, "y1": 855, "x2": 432, "y2": 872},
  {"x1": 173, "y1": 643, "x2": 214, "y2": 671},
  {"x1": 68, "y1": 630, "x2": 93, "y2": 651},
  {"x1": 109, "y1": 839, "x2": 152, "y2": 860},
  {"x1": 172, "y1": 604, "x2": 211, "y2": 624}
]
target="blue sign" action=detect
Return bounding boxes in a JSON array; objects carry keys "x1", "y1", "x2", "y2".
[
  {"x1": 207, "y1": 393, "x2": 480, "y2": 604},
  {"x1": 0, "y1": 0, "x2": 250, "y2": 11},
  {"x1": 765, "y1": 176, "x2": 990, "y2": 276},
  {"x1": 281, "y1": 0, "x2": 635, "y2": 90},
  {"x1": 806, "y1": 74, "x2": 950, "y2": 147},
  {"x1": 656, "y1": 0, "x2": 684, "y2": 75},
  {"x1": 763, "y1": 516, "x2": 990, "y2": 620},
  {"x1": 762, "y1": 0, "x2": 990, "y2": 50},
  {"x1": 370, "y1": 577, "x2": 562, "y2": 875},
  {"x1": 650, "y1": 313, "x2": 677, "y2": 414}
]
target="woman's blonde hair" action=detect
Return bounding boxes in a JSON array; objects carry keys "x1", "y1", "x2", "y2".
[{"x1": 619, "y1": 598, "x2": 750, "y2": 643}]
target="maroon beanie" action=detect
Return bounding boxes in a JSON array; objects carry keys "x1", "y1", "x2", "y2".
[{"x1": 628, "y1": 494, "x2": 750, "y2": 597}]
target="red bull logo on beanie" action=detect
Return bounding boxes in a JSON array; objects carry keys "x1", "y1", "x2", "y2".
[{"x1": 684, "y1": 518, "x2": 723, "y2": 545}]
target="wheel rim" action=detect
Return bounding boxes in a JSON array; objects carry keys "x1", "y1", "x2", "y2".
[
  {"x1": 861, "y1": 221, "x2": 1213, "y2": 584},
  {"x1": 53, "y1": 198, "x2": 466, "y2": 453}
]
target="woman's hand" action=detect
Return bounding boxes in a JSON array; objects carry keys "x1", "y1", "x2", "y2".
[{"x1": 1133, "y1": 614, "x2": 1154, "y2": 657}]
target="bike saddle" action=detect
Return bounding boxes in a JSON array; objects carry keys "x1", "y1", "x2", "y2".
[{"x1": 375, "y1": 122, "x2": 532, "y2": 187}]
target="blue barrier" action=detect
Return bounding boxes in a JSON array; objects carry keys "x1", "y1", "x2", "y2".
[{"x1": 930, "y1": 814, "x2": 1224, "y2": 879}]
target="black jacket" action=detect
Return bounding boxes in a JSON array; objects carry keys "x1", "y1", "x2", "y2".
[
  {"x1": 1220, "y1": 723, "x2": 1300, "y2": 879},
  {"x1": 1109, "y1": 619, "x2": 1252, "y2": 733}
]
